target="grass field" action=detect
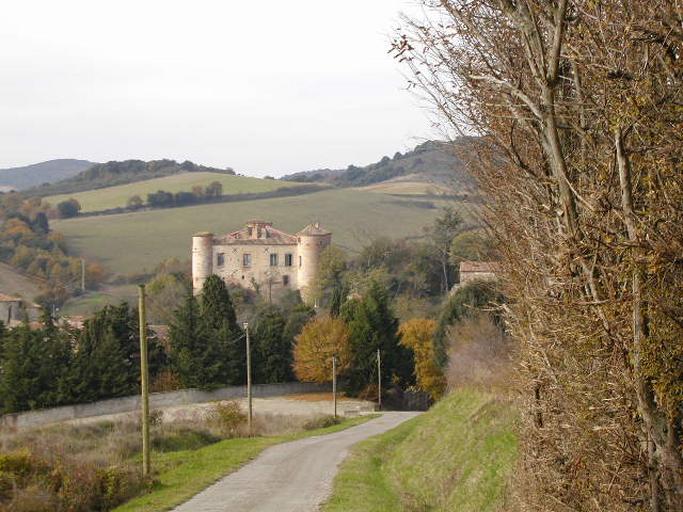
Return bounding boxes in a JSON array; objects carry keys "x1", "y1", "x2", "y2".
[
  {"x1": 45, "y1": 172, "x2": 303, "y2": 212},
  {"x1": 114, "y1": 415, "x2": 374, "y2": 512},
  {"x1": 53, "y1": 188, "x2": 459, "y2": 275},
  {"x1": 357, "y1": 179, "x2": 455, "y2": 196},
  {"x1": 0, "y1": 261, "x2": 44, "y2": 300},
  {"x1": 324, "y1": 388, "x2": 518, "y2": 512}
]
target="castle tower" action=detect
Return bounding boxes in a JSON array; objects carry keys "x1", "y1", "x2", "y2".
[
  {"x1": 296, "y1": 222, "x2": 331, "y2": 304},
  {"x1": 192, "y1": 232, "x2": 214, "y2": 294}
]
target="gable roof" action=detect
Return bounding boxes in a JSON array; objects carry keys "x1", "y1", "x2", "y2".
[
  {"x1": 215, "y1": 225, "x2": 297, "y2": 246},
  {"x1": 459, "y1": 261, "x2": 500, "y2": 273}
]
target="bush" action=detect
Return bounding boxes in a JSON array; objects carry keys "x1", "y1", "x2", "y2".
[
  {"x1": 302, "y1": 415, "x2": 341, "y2": 430},
  {"x1": 207, "y1": 401, "x2": 246, "y2": 437}
]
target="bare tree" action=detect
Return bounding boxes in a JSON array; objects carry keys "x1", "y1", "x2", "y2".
[{"x1": 394, "y1": 1, "x2": 683, "y2": 510}]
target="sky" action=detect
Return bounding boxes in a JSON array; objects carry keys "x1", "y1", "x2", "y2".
[{"x1": 0, "y1": 0, "x2": 434, "y2": 176}]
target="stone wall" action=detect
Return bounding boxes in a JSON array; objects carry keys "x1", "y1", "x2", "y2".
[
  {"x1": 214, "y1": 242, "x2": 300, "y2": 296},
  {"x1": 0, "y1": 382, "x2": 327, "y2": 431}
]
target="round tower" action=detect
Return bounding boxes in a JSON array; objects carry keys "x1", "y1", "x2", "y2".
[
  {"x1": 296, "y1": 222, "x2": 331, "y2": 304},
  {"x1": 192, "y1": 232, "x2": 214, "y2": 294}
]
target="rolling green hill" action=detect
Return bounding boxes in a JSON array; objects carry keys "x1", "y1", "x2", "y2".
[
  {"x1": 52, "y1": 188, "x2": 462, "y2": 275},
  {"x1": 45, "y1": 172, "x2": 305, "y2": 212}
]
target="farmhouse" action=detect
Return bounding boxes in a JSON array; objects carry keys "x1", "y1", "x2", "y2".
[{"x1": 192, "y1": 220, "x2": 331, "y2": 303}]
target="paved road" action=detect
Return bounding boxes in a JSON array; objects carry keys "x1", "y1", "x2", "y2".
[{"x1": 173, "y1": 412, "x2": 420, "y2": 512}]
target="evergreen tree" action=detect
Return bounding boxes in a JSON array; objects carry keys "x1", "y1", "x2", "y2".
[
  {"x1": 169, "y1": 292, "x2": 207, "y2": 388},
  {"x1": 251, "y1": 304, "x2": 292, "y2": 383},
  {"x1": 199, "y1": 275, "x2": 243, "y2": 385},
  {"x1": 0, "y1": 325, "x2": 43, "y2": 412},
  {"x1": 69, "y1": 303, "x2": 164, "y2": 402},
  {"x1": 341, "y1": 281, "x2": 412, "y2": 395}
]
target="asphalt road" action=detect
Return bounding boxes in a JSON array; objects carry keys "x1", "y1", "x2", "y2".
[{"x1": 172, "y1": 412, "x2": 420, "y2": 512}]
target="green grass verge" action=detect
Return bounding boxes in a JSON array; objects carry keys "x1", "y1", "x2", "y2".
[
  {"x1": 324, "y1": 388, "x2": 517, "y2": 512},
  {"x1": 53, "y1": 188, "x2": 456, "y2": 275},
  {"x1": 113, "y1": 415, "x2": 375, "y2": 512},
  {"x1": 46, "y1": 172, "x2": 303, "y2": 212}
]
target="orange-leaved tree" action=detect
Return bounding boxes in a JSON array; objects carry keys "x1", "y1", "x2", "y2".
[
  {"x1": 399, "y1": 318, "x2": 445, "y2": 400},
  {"x1": 293, "y1": 315, "x2": 351, "y2": 383}
]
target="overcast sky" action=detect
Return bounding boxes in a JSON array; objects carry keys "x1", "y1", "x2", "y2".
[{"x1": 0, "y1": 0, "x2": 434, "y2": 176}]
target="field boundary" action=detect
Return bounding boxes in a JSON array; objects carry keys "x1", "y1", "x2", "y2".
[
  {"x1": 0, "y1": 381, "x2": 327, "y2": 430},
  {"x1": 75, "y1": 184, "x2": 324, "y2": 217}
]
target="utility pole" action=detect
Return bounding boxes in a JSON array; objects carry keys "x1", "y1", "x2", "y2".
[
  {"x1": 377, "y1": 348, "x2": 382, "y2": 411},
  {"x1": 138, "y1": 284, "x2": 150, "y2": 477},
  {"x1": 81, "y1": 258, "x2": 86, "y2": 292},
  {"x1": 243, "y1": 322, "x2": 253, "y2": 434},
  {"x1": 332, "y1": 355, "x2": 337, "y2": 418}
]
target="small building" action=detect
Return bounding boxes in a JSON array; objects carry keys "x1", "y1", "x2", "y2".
[
  {"x1": 0, "y1": 294, "x2": 41, "y2": 326},
  {"x1": 192, "y1": 220, "x2": 331, "y2": 303},
  {"x1": 458, "y1": 261, "x2": 500, "y2": 286}
]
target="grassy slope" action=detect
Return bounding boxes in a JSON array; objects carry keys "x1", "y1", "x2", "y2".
[
  {"x1": 0, "y1": 261, "x2": 44, "y2": 300},
  {"x1": 45, "y1": 172, "x2": 300, "y2": 212},
  {"x1": 52, "y1": 188, "x2": 455, "y2": 275},
  {"x1": 114, "y1": 416, "x2": 374, "y2": 512},
  {"x1": 324, "y1": 388, "x2": 517, "y2": 512}
]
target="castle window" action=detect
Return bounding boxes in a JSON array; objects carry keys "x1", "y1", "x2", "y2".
[
  {"x1": 242, "y1": 253, "x2": 252, "y2": 267},
  {"x1": 284, "y1": 253, "x2": 293, "y2": 267},
  {"x1": 299, "y1": 255, "x2": 302, "y2": 267},
  {"x1": 283, "y1": 275, "x2": 290, "y2": 286},
  {"x1": 270, "y1": 253, "x2": 278, "y2": 266},
  {"x1": 217, "y1": 253, "x2": 225, "y2": 266}
]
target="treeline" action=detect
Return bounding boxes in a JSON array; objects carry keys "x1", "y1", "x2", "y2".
[
  {"x1": 75, "y1": 184, "x2": 323, "y2": 217},
  {"x1": 136, "y1": 180, "x2": 223, "y2": 209},
  {"x1": 28, "y1": 159, "x2": 236, "y2": 197},
  {"x1": 0, "y1": 193, "x2": 105, "y2": 307}
]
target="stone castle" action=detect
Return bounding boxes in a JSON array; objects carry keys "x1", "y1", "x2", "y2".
[{"x1": 192, "y1": 220, "x2": 331, "y2": 303}]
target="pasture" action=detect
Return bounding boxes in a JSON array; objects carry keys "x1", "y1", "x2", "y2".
[
  {"x1": 53, "y1": 188, "x2": 461, "y2": 275},
  {"x1": 45, "y1": 172, "x2": 302, "y2": 212}
]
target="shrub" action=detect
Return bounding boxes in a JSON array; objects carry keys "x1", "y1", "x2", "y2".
[
  {"x1": 207, "y1": 401, "x2": 246, "y2": 437},
  {"x1": 302, "y1": 415, "x2": 341, "y2": 430}
]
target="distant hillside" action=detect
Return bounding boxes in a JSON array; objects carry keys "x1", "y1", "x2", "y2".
[
  {"x1": 281, "y1": 139, "x2": 478, "y2": 191},
  {"x1": 0, "y1": 159, "x2": 96, "y2": 191},
  {"x1": 28, "y1": 159, "x2": 235, "y2": 197}
]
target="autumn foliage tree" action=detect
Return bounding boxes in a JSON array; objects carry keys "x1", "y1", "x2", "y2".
[
  {"x1": 293, "y1": 315, "x2": 351, "y2": 383},
  {"x1": 398, "y1": 318, "x2": 444, "y2": 400}
]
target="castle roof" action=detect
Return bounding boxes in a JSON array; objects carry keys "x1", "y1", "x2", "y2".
[
  {"x1": 296, "y1": 222, "x2": 331, "y2": 236},
  {"x1": 215, "y1": 224, "x2": 298, "y2": 246}
]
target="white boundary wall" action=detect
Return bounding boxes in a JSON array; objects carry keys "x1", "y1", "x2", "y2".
[{"x1": 0, "y1": 382, "x2": 327, "y2": 431}]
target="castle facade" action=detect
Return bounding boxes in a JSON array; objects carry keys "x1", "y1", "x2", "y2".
[{"x1": 192, "y1": 220, "x2": 331, "y2": 303}]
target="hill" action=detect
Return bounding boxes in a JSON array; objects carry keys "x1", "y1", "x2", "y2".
[
  {"x1": 0, "y1": 159, "x2": 96, "y2": 191},
  {"x1": 282, "y1": 139, "x2": 478, "y2": 192},
  {"x1": 28, "y1": 159, "x2": 235, "y2": 197},
  {"x1": 52, "y1": 187, "x2": 465, "y2": 276},
  {"x1": 45, "y1": 172, "x2": 308, "y2": 212},
  {"x1": 0, "y1": 262, "x2": 44, "y2": 301},
  {"x1": 325, "y1": 388, "x2": 517, "y2": 512}
]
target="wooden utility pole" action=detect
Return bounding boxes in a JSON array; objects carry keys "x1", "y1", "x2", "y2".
[
  {"x1": 81, "y1": 258, "x2": 86, "y2": 292},
  {"x1": 244, "y1": 322, "x2": 253, "y2": 434},
  {"x1": 138, "y1": 284, "x2": 150, "y2": 477},
  {"x1": 377, "y1": 348, "x2": 382, "y2": 411},
  {"x1": 332, "y1": 355, "x2": 337, "y2": 418}
]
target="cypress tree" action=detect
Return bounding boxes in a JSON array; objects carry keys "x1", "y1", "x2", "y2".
[
  {"x1": 252, "y1": 304, "x2": 292, "y2": 383},
  {"x1": 169, "y1": 292, "x2": 206, "y2": 388},
  {"x1": 199, "y1": 275, "x2": 243, "y2": 385},
  {"x1": 341, "y1": 281, "x2": 412, "y2": 395}
]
